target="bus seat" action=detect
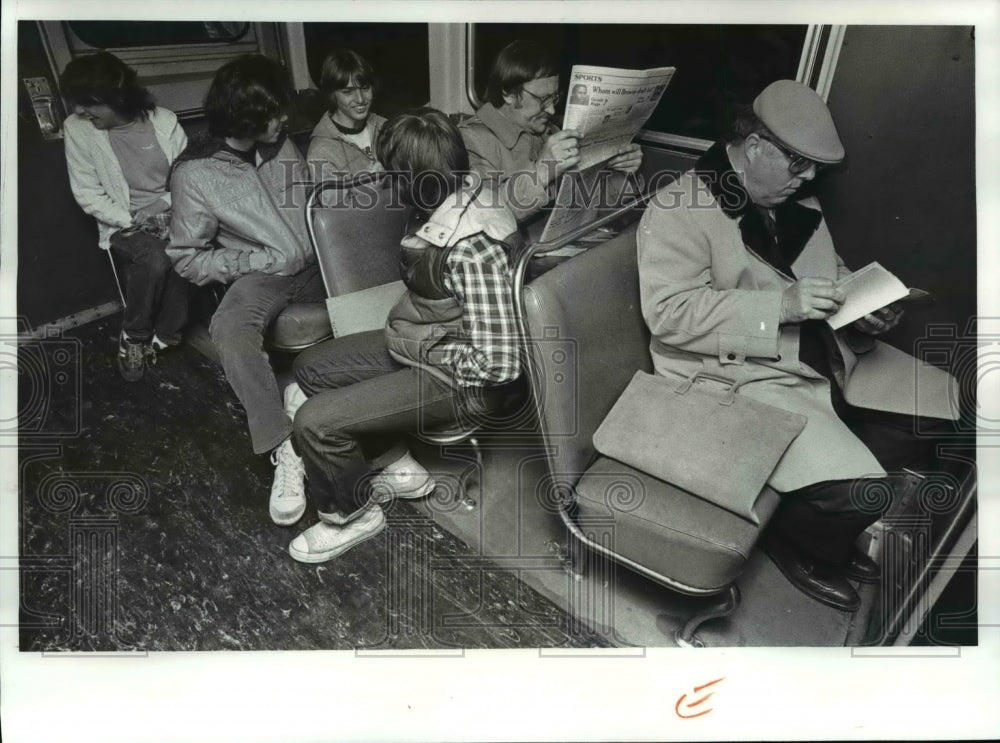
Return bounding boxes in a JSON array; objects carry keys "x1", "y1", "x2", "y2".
[
  {"x1": 266, "y1": 176, "x2": 409, "y2": 356},
  {"x1": 519, "y1": 226, "x2": 780, "y2": 646},
  {"x1": 306, "y1": 175, "x2": 410, "y2": 296},
  {"x1": 266, "y1": 302, "x2": 332, "y2": 352},
  {"x1": 106, "y1": 248, "x2": 126, "y2": 305}
]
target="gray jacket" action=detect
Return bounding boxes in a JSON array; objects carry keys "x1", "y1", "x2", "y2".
[
  {"x1": 167, "y1": 137, "x2": 314, "y2": 286},
  {"x1": 307, "y1": 112, "x2": 386, "y2": 180}
]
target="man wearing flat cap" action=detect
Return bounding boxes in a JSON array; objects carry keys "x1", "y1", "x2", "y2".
[{"x1": 637, "y1": 80, "x2": 957, "y2": 613}]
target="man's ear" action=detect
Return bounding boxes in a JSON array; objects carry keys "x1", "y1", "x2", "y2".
[
  {"x1": 744, "y1": 133, "x2": 763, "y2": 164},
  {"x1": 501, "y1": 88, "x2": 520, "y2": 109}
]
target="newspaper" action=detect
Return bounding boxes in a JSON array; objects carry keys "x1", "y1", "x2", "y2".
[
  {"x1": 537, "y1": 167, "x2": 640, "y2": 245},
  {"x1": 826, "y1": 262, "x2": 910, "y2": 329},
  {"x1": 538, "y1": 64, "x2": 675, "y2": 245},
  {"x1": 562, "y1": 64, "x2": 676, "y2": 170}
]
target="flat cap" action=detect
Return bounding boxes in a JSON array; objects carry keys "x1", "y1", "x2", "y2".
[{"x1": 753, "y1": 80, "x2": 845, "y2": 164}]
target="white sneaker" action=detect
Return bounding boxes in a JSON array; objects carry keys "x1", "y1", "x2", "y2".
[
  {"x1": 370, "y1": 451, "x2": 436, "y2": 502},
  {"x1": 150, "y1": 334, "x2": 171, "y2": 352},
  {"x1": 283, "y1": 382, "x2": 308, "y2": 418},
  {"x1": 288, "y1": 505, "x2": 386, "y2": 563},
  {"x1": 269, "y1": 438, "x2": 307, "y2": 526}
]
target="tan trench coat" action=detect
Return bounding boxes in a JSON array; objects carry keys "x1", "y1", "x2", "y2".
[{"x1": 637, "y1": 168, "x2": 958, "y2": 493}]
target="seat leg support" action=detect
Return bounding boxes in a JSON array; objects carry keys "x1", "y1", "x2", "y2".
[
  {"x1": 675, "y1": 585, "x2": 740, "y2": 648},
  {"x1": 459, "y1": 436, "x2": 482, "y2": 510},
  {"x1": 436, "y1": 437, "x2": 482, "y2": 511},
  {"x1": 106, "y1": 250, "x2": 126, "y2": 305}
]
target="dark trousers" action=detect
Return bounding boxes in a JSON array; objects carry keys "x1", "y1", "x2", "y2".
[
  {"x1": 291, "y1": 330, "x2": 470, "y2": 520},
  {"x1": 109, "y1": 230, "x2": 191, "y2": 345},
  {"x1": 209, "y1": 265, "x2": 325, "y2": 454},
  {"x1": 770, "y1": 404, "x2": 948, "y2": 567}
]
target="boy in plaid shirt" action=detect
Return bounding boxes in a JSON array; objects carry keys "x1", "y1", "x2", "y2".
[{"x1": 286, "y1": 108, "x2": 522, "y2": 563}]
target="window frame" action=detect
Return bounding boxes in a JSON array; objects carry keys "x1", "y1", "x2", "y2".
[
  {"x1": 64, "y1": 21, "x2": 252, "y2": 49},
  {"x1": 39, "y1": 21, "x2": 281, "y2": 118}
]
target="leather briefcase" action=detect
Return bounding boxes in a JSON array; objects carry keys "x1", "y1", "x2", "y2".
[{"x1": 592, "y1": 371, "x2": 806, "y2": 523}]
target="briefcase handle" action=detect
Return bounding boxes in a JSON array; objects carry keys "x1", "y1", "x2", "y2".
[{"x1": 673, "y1": 372, "x2": 744, "y2": 406}]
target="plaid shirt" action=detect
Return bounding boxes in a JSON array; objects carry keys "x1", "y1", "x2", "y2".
[{"x1": 435, "y1": 233, "x2": 522, "y2": 387}]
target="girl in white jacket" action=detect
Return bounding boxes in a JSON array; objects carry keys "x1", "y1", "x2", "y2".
[{"x1": 61, "y1": 52, "x2": 189, "y2": 382}]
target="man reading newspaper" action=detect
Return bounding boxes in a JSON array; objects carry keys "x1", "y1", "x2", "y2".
[
  {"x1": 459, "y1": 40, "x2": 644, "y2": 228},
  {"x1": 636, "y1": 80, "x2": 958, "y2": 612}
]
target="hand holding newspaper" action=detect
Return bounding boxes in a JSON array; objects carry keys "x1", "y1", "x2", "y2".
[
  {"x1": 826, "y1": 262, "x2": 930, "y2": 330},
  {"x1": 539, "y1": 64, "x2": 675, "y2": 244}
]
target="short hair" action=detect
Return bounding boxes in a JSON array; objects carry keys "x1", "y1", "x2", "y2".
[
  {"x1": 376, "y1": 108, "x2": 469, "y2": 212},
  {"x1": 204, "y1": 54, "x2": 293, "y2": 139},
  {"x1": 729, "y1": 104, "x2": 773, "y2": 145},
  {"x1": 485, "y1": 40, "x2": 558, "y2": 108},
  {"x1": 59, "y1": 52, "x2": 154, "y2": 120},
  {"x1": 319, "y1": 49, "x2": 376, "y2": 95}
]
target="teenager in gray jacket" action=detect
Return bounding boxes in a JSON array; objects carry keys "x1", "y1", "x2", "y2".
[
  {"x1": 307, "y1": 49, "x2": 386, "y2": 181},
  {"x1": 168, "y1": 54, "x2": 323, "y2": 527}
]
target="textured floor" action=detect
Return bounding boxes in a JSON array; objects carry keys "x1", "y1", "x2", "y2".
[
  {"x1": 18, "y1": 317, "x2": 610, "y2": 651},
  {"x1": 18, "y1": 316, "x2": 975, "y2": 651}
]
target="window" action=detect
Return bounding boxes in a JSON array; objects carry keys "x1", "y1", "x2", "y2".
[
  {"x1": 470, "y1": 23, "x2": 809, "y2": 144},
  {"x1": 68, "y1": 21, "x2": 250, "y2": 48},
  {"x1": 44, "y1": 21, "x2": 276, "y2": 117},
  {"x1": 303, "y1": 23, "x2": 430, "y2": 117}
]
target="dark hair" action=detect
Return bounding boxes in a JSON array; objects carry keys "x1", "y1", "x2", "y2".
[
  {"x1": 485, "y1": 40, "x2": 558, "y2": 108},
  {"x1": 319, "y1": 49, "x2": 376, "y2": 98},
  {"x1": 729, "y1": 104, "x2": 773, "y2": 144},
  {"x1": 376, "y1": 108, "x2": 469, "y2": 212},
  {"x1": 204, "y1": 54, "x2": 293, "y2": 138},
  {"x1": 59, "y1": 52, "x2": 154, "y2": 120}
]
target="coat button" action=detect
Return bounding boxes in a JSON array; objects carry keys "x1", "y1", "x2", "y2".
[
  {"x1": 776, "y1": 354, "x2": 782, "y2": 361},
  {"x1": 726, "y1": 353, "x2": 736, "y2": 361}
]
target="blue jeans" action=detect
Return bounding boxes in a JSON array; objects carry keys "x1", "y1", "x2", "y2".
[
  {"x1": 109, "y1": 229, "x2": 191, "y2": 344},
  {"x1": 291, "y1": 330, "x2": 468, "y2": 520},
  {"x1": 209, "y1": 265, "x2": 324, "y2": 454}
]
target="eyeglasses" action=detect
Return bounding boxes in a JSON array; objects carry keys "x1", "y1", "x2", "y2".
[
  {"x1": 520, "y1": 87, "x2": 561, "y2": 110},
  {"x1": 758, "y1": 134, "x2": 826, "y2": 176}
]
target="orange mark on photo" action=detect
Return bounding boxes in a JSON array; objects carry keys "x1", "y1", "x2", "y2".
[{"x1": 675, "y1": 676, "x2": 725, "y2": 719}]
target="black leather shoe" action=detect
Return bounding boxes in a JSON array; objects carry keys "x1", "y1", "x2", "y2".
[
  {"x1": 846, "y1": 550, "x2": 881, "y2": 584},
  {"x1": 765, "y1": 540, "x2": 862, "y2": 613}
]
